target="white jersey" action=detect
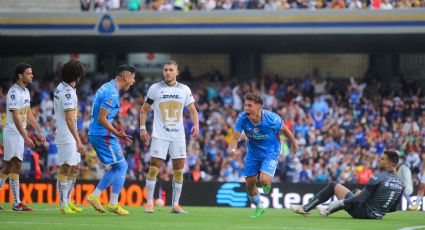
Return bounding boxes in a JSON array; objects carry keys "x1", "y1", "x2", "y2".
[
  {"x1": 147, "y1": 81, "x2": 194, "y2": 141},
  {"x1": 5, "y1": 84, "x2": 30, "y2": 135},
  {"x1": 54, "y1": 82, "x2": 78, "y2": 144}
]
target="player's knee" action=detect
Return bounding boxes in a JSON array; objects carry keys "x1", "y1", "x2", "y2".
[
  {"x1": 70, "y1": 165, "x2": 80, "y2": 174},
  {"x1": 116, "y1": 161, "x2": 128, "y2": 173},
  {"x1": 59, "y1": 164, "x2": 71, "y2": 175},
  {"x1": 147, "y1": 165, "x2": 160, "y2": 180},
  {"x1": 173, "y1": 168, "x2": 184, "y2": 184},
  {"x1": 57, "y1": 173, "x2": 68, "y2": 183}
]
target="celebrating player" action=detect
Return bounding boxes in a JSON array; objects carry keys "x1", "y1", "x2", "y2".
[
  {"x1": 0, "y1": 63, "x2": 46, "y2": 211},
  {"x1": 291, "y1": 150, "x2": 403, "y2": 219},
  {"x1": 140, "y1": 60, "x2": 199, "y2": 214},
  {"x1": 53, "y1": 60, "x2": 86, "y2": 214},
  {"x1": 229, "y1": 92, "x2": 298, "y2": 218},
  {"x1": 87, "y1": 65, "x2": 135, "y2": 216}
]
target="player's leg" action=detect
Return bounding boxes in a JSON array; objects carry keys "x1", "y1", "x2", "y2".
[
  {"x1": 57, "y1": 164, "x2": 75, "y2": 214},
  {"x1": 169, "y1": 140, "x2": 187, "y2": 214},
  {"x1": 259, "y1": 157, "x2": 278, "y2": 194},
  {"x1": 10, "y1": 157, "x2": 32, "y2": 211},
  {"x1": 410, "y1": 180, "x2": 425, "y2": 211},
  {"x1": 107, "y1": 160, "x2": 129, "y2": 216},
  {"x1": 244, "y1": 158, "x2": 264, "y2": 218},
  {"x1": 67, "y1": 165, "x2": 82, "y2": 212},
  {"x1": 145, "y1": 137, "x2": 168, "y2": 213},
  {"x1": 0, "y1": 161, "x2": 11, "y2": 210}
]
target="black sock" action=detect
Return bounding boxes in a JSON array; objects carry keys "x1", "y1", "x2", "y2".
[{"x1": 303, "y1": 182, "x2": 337, "y2": 212}]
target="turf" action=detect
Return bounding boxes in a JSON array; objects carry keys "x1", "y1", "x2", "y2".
[{"x1": 0, "y1": 203, "x2": 423, "y2": 230}]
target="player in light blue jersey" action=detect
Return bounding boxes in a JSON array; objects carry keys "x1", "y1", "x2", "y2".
[
  {"x1": 229, "y1": 93, "x2": 298, "y2": 218},
  {"x1": 87, "y1": 65, "x2": 135, "y2": 216}
]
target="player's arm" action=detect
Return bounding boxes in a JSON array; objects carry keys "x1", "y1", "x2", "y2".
[
  {"x1": 27, "y1": 106, "x2": 46, "y2": 144},
  {"x1": 187, "y1": 102, "x2": 199, "y2": 138},
  {"x1": 98, "y1": 107, "x2": 132, "y2": 143},
  {"x1": 139, "y1": 99, "x2": 152, "y2": 143},
  {"x1": 280, "y1": 125, "x2": 298, "y2": 156},
  {"x1": 11, "y1": 109, "x2": 34, "y2": 147},
  {"x1": 229, "y1": 130, "x2": 242, "y2": 159},
  {"x1": 64, "y1": 109, "x2": 84, "y2": 154}
]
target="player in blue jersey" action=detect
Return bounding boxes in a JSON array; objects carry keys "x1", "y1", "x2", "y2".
[
  {"x1": 87, "y1": 65, "x2": 135, "y2": 216},
  {"x1": 229, "y1": 93, "x2": 298, "y2": 218}
]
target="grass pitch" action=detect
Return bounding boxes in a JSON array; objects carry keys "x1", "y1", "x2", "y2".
[{"x1": 0, "y1": 203, "x2": 423, "y2": 230}]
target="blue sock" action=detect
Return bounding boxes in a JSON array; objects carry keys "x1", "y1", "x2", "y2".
[
  {"x1": 111, "y1": 161, "x2": 128, "y2": 194},
  {"x1": 249, "y1": 194, "x2": 261, "y2": 207}
]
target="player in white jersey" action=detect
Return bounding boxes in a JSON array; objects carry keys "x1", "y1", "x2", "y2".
[
  {"x1": 0, "y1": 63, "x2": 45, "y2": 211},
  {"x1": 409, "y1": 153, "x2": 425, "y2": 211},
  {"x1": 53, "y1": 60, "x2": 86, "y2": 214},
  {"x1": 140, "y1": 60, "x2": 199, "y2": 214}
]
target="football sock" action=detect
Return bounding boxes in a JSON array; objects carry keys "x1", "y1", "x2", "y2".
[
  {"x1": 67, "y1": 173, "x2": 77, "y2": 203},
  {"x1": 57, "y1": 174, "x2": 68, "y2": 208},
  {"x1": 303, "y1": 182, "x2": 337, "y2": 212},
  {"x1": 9, "y1": 173, "x2": 21, "y2": 205}
]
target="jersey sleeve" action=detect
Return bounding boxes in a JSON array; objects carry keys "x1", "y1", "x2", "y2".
[
  {"x1": 234, "y1": 115, "x2": 244, "y2": 133},
  {"x1": 100, "y1": 91, "x2": 118, "y2": 111},
  {"x1": 272, "y1": 113, "x2": 284, "y2": 130},
  {"x1": 7, "y1": 90, "x2": 22, "y2": 111},
  {"x1": 146, "y1": 84, "x2": 156, "y2": 101},
  {"x1": 184, "y1": 86, "x2": 195, "y2": 107},
  {"x1": 364, "y1": 173, "x2": 380, "y2": 194},
  {"x1": 62, "y1": 91, "x2": 77, "y2": 111}
]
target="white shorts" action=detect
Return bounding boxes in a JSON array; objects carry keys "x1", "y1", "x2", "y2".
[
  {"x1": 3, "y1": 133, "x2": 24, "y2": 161},
  {"x1": 57, "y1": 143, "x2": 81, "y2": 166},
  {"x1": 149, "y1": 137, "x2": 186, "y2": 160}
]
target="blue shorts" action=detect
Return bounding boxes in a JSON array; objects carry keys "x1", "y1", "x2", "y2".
[
  {"x1": 243, "y1": 155, "x2": 278, "y2": 177},
  {"x1": 88, "y1": 135, "x2": 124, "y2": 165}
]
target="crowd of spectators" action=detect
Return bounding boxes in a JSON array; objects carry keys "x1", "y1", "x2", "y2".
[
  {"x1": 0, "y1": 68, "x2": 424, "y2": 186},
  {"x1": 81, "y1": 0, "x2": 425, "y2": 12}
]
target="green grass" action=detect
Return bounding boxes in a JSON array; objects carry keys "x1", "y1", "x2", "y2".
[{"x1": 0, "y1": 203, "x2": 424, "y2": 230}]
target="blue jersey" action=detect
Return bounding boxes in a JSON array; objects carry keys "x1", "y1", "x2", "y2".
[
  {"x1": 234, "y1": 110, "x2": 283, "y2": 159},
  {"x1": 88, "y1": 80, "x2": 120, "y2": 136}
]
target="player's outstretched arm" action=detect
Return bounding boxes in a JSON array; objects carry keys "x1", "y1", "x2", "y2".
[
  {"x1": 139, "y1": 102, "x2": 151, "y2": 144},
  {"x1": 229, "y1": 131, "x2": 241, "y2": 159},
  {"x1": 280, "y1": 125, "x2": 298, "y2": 156},
  {"x1": 12, "y1": 109, "x2": 34, "y2": 147},
  {"x1": 187, "y1": 103, "x2": 199, "y2": 138},
  {"x1": 27, "y1": 106, "x2": 46, "y2": 144}
]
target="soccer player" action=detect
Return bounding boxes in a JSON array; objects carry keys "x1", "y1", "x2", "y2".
[
  {"x1": 397, "y1": 155, "x2": 413, "y2": 209},
  {"x1": 0, "y1": 63, "x2": 46, "y2": 211},
  {"x1": 409, "y1": 154, "x2": 425, "y2": 211},
  {"x1": 140, "y1": 60, "x2": 199, "y2": 214},
  {"x1": 87, "y1": 65, "x2": 135, "y2": 216},
  {"x1": 229, "y1": 93, "x2": 298, "y2": 218},
  {"x1": 291, "y1": 150, "x2": 404, "y2": 219},
  {"x1": 53, "y1": 60, "x2": 86, "y2": 214}
]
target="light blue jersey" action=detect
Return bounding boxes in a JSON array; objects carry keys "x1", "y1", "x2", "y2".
[
  {"x1": 88, "y1": 80, "x2": 120, "y2": 137},
  {"x1": 234, "y1": 110, "x2": 284, "y2": 177}
]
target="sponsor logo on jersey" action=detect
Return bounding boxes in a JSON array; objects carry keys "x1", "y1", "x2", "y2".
[{"x1": 162, "y1": 95, "x2": 180, "y2": 99}]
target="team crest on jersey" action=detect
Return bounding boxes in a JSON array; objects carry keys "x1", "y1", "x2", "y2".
[
  {"x1": 253, "y1": 128, "x2": 259, "y2": 133},
  {"x1": 107, "y1": 99, "x2": 113, "y2": 106},
  {"x1": 65, "y1": 94, "x2": 71, "y2": 99},
  {"x1": 10, "y1": 95, "x2": 15, "y2": 100},
  {"x1": 154, "y1": 150, "x2": 159, "y2": 154}
]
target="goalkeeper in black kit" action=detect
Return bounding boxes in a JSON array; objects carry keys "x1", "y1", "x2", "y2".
[{"x1": 291, "y1": 150, "x2": 404, "y2": 219}]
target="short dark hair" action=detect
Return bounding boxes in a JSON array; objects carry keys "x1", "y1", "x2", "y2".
[
  {"x1": 384, "y1": 150, "x2": 400, "y2": 165},
  {"x1": 116, "y1": 64, "x2": 136, "y2": 76},
  {"x1": 14, "y1": 63, "x2": 31, "y2": 82},
  {"x1": 244, "y1": 93, "x2": 263, "y2": 106},
  {"x1": 164, "y1": 60, "x2": 178, "y2": 68},
  {"x1": 59, "y1": 60, "x2": 86, "y2": 84}
]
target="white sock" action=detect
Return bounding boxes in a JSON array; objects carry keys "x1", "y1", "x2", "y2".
[
  {"x1": 109, "y1": 193, "x2": 119, "y2": 205},
  {"x1": 417, "y1": 195, "x2": 423, "y2": 205},
  {"x1": 57, "y1": 182, "x2": 68, "y2": 208},
  {"x1": 92, "y1": 188, "x2": 102, "y2": 197},
  {"x1": 10, "y1": 179, "x2": 21, "y2": 205},
  {"x1": 146, "y1": 179, "x2": 156, "y2": 205},
  {"x1": 172, "y1": 181, "x2": 183, "y2": 207},
  {"x1": 67, "y1": 178, "x2": 76, "y2": 203}
]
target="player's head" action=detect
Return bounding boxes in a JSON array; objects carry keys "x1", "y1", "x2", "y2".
[
  {"x1": 116, "y1": 64, "x2": 136, "y2": 91},
  {"x1": 59, "y1": 60, "x2": 86, "y2": 87},
  {"x1": 379, "y1": 150, "x2": 400, "y2": 170},
  {"x1": 163, "y1": 60, "x2": 179, "y2": 85},
  {"x1": 14, "y1": 63, "x2": 33, "y2": 85},
  {"x1": 244, "y1": 93, "x2": 263, "y2": 118}
]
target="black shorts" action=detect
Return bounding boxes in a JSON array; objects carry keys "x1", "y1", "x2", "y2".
[{"x1": 344, "y1": 192, "x2": 378, "y2": 219}]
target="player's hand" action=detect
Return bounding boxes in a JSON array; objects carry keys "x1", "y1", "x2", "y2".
[
  {"x1": 76, "y1": 141, "x2": 85, "y2": 154},
  {"x1": 117, "y1": 130, "x2": 133, "y2": 145},
  {"x1": 328, "y1": 200, "x2": 344, "y2": 213},
  {"x1": 191, "y1": 125, "x2": 199, "y2": 138},
  {"x1": 38, "y1": 133, "x2": 46, "y2": 145},
  {"x1": 140, "y1": 129, "x2": 150, "y2": 144},
  {"x1": 24, "y1": 136, "x2": 35, "y2": 148},
  {"x1": 229, "y1": 148, "x2": 238, "y2": 159},
  {"x1": 291, "y1": 144, "x2": 299, "y2": 156}
]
